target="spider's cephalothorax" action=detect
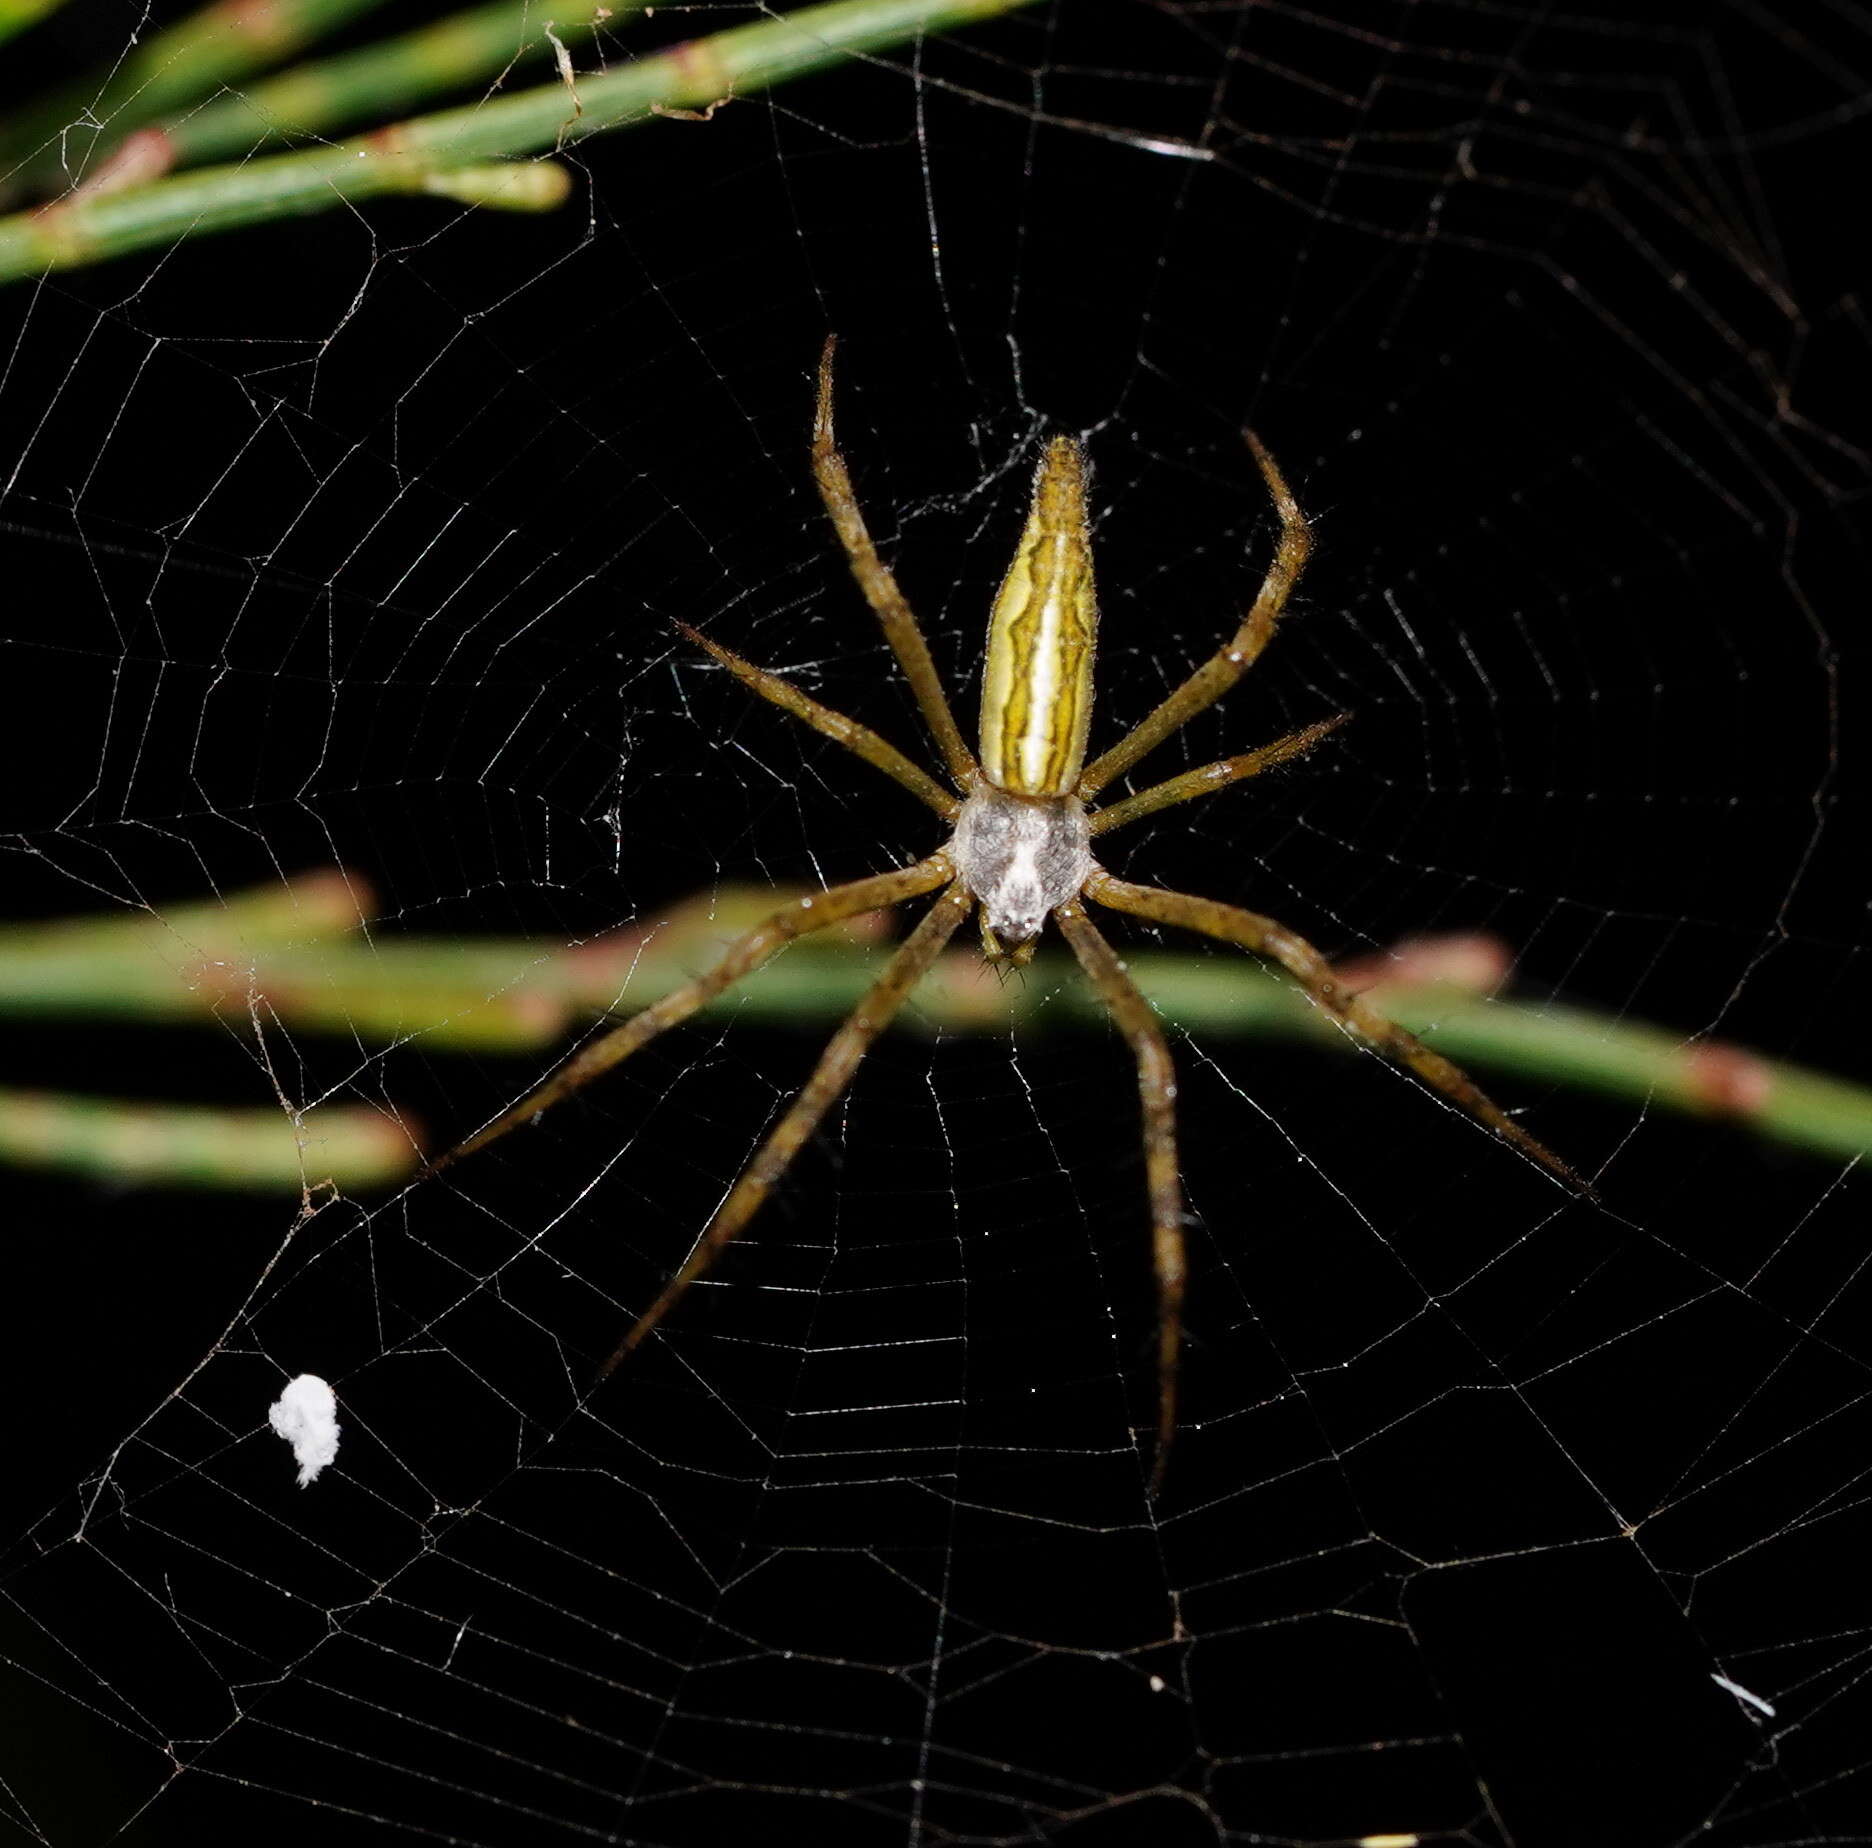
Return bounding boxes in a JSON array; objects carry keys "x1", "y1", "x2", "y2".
[
  {"x1": 433, "y1": 337, "x2": 1590, "y2": 1496},
  {"x1": 952, "y1": 784, "x2": 1092, "y2": 962}
]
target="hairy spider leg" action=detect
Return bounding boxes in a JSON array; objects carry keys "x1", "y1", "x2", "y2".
[
  {"x1": 814, "y1": 335, "x2": 979, "y2": 792},
  {"x1": 1087, "y1": 870, "x2": 1592, "y2": 1196},
  {"x1": 674, "y1": 621, "x2": 958, "y2": 819},
  {"x1": 1077, "y1": 432, "x2": 1311, "y2": 800},
  {"x1": 600, "y1": 881, "x2": 975, "y2": 1376},
  {"x1": 1088, "y1": 713, "x2": 1350, "y2": 837},
  {"x1": 427, "y1": 853, "x2": 956, "y2": 1173},
  {"x1": 1054, "y1": 901, "x2": 1186, "y2": 1495}
]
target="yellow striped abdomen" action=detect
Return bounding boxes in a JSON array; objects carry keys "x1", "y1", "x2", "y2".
[{"x1": 979, "y1": 436, "x2": 1099, "y2": 797}]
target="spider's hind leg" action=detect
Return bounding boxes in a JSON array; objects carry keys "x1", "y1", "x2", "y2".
[
  {"x1": 812, "y1": 336, "x2": 979, "y2": 793},
  {"x1": 675, "y1": 620, "x2": 957, "y2": 819},
  {"x1": 1088, "y1": 713, "x2": 1350, "y2": 839},
  {"x1": 1077, "y1": 432, "x2": 1313, "y2": 801}
]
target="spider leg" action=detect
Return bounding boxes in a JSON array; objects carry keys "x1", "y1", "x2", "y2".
[
  {"x1": 1077, "y1": 432, "x2": 1311, "y2": 800},
  {"x1": 1086, "y1": 871, "x2": 1593, "y2": 1197},
  {"x1": 1054, "y1": 901, "x2": 1186, "y2": 1498},
  {"x1": 813, "y1": 335, "x2": 979, "y2": 793},
  {"x1": 427, "y1": 852, "x2": 956, "y2": 1174},
  {"x1": 1088, "y1": 714, "x2": 1350, "y2": 838},
  {"x1": 599, "y1": 880, "x2": 975, "y2": 1377},
  {"x1": 675, "y1": 621, "x2": 958, "y2": 819}
]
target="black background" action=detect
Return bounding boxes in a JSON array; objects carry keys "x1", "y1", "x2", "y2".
[{"x1": 3, "y1": 3, "x2": 1869, "y2": 1843}]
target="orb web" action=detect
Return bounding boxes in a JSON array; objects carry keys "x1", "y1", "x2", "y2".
[{"x1": 1, "y1": 4, "x2": 1867, "y2": 1842}]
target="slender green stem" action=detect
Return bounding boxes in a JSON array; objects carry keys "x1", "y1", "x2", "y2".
[
  {"x1": 0, "y1": 0, "x2": 1040, "y2": 281},
  {"x1": 5, "y1": 873, "x2": 1868, "y2": 1185},
  {"x1": 0, "y1": 0, "x2": 394, "y2": 197},
  {"x1": 0, "y1": 866, "x2": 375, "y2": 1027},
  {"x1": 0, "y1": 1088, "x2": 415, "y2": 1190},
  {"x1": 0, "y1": 885, "x2": 884, "y2": 1048},
  {"x1": 153, "y1": 0, "x2": 633, "y2": 171},
  {"x1": 0, "y1": 865, "x2": 373, "y2": 951},
  {"x1": 0, "y1": 0, "x2": 73, "y2": 50},
  {"x1": 7, "y1": 872, "x2": 1864, "y2": 1183}
]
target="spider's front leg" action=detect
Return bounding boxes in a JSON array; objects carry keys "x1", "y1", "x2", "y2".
[
  {"x1": 1054, "y1": 900, "x2": 1188, "y2": 1497},
  {"x1": 426, "y1": 853, "x2": 956, "y2": 1175},
  {"x1": 951, "y1": 784, "x2": 1187, "y2": 1487},
  {"x1": 599, "y1": 881, "x2": 974, "y2": 1376},
  {"x1": 1087, "y1": 870, "x2": 1593, "y2": 1197}
]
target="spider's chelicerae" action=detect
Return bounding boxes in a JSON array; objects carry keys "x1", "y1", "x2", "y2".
[{"x1": 438, "y1": 337, "x2": 1587, "y2": 1487}]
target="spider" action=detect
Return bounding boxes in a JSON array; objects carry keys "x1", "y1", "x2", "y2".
[{"x1": 434, "y1": 337, "x2": 1586, "y2": 1489}]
